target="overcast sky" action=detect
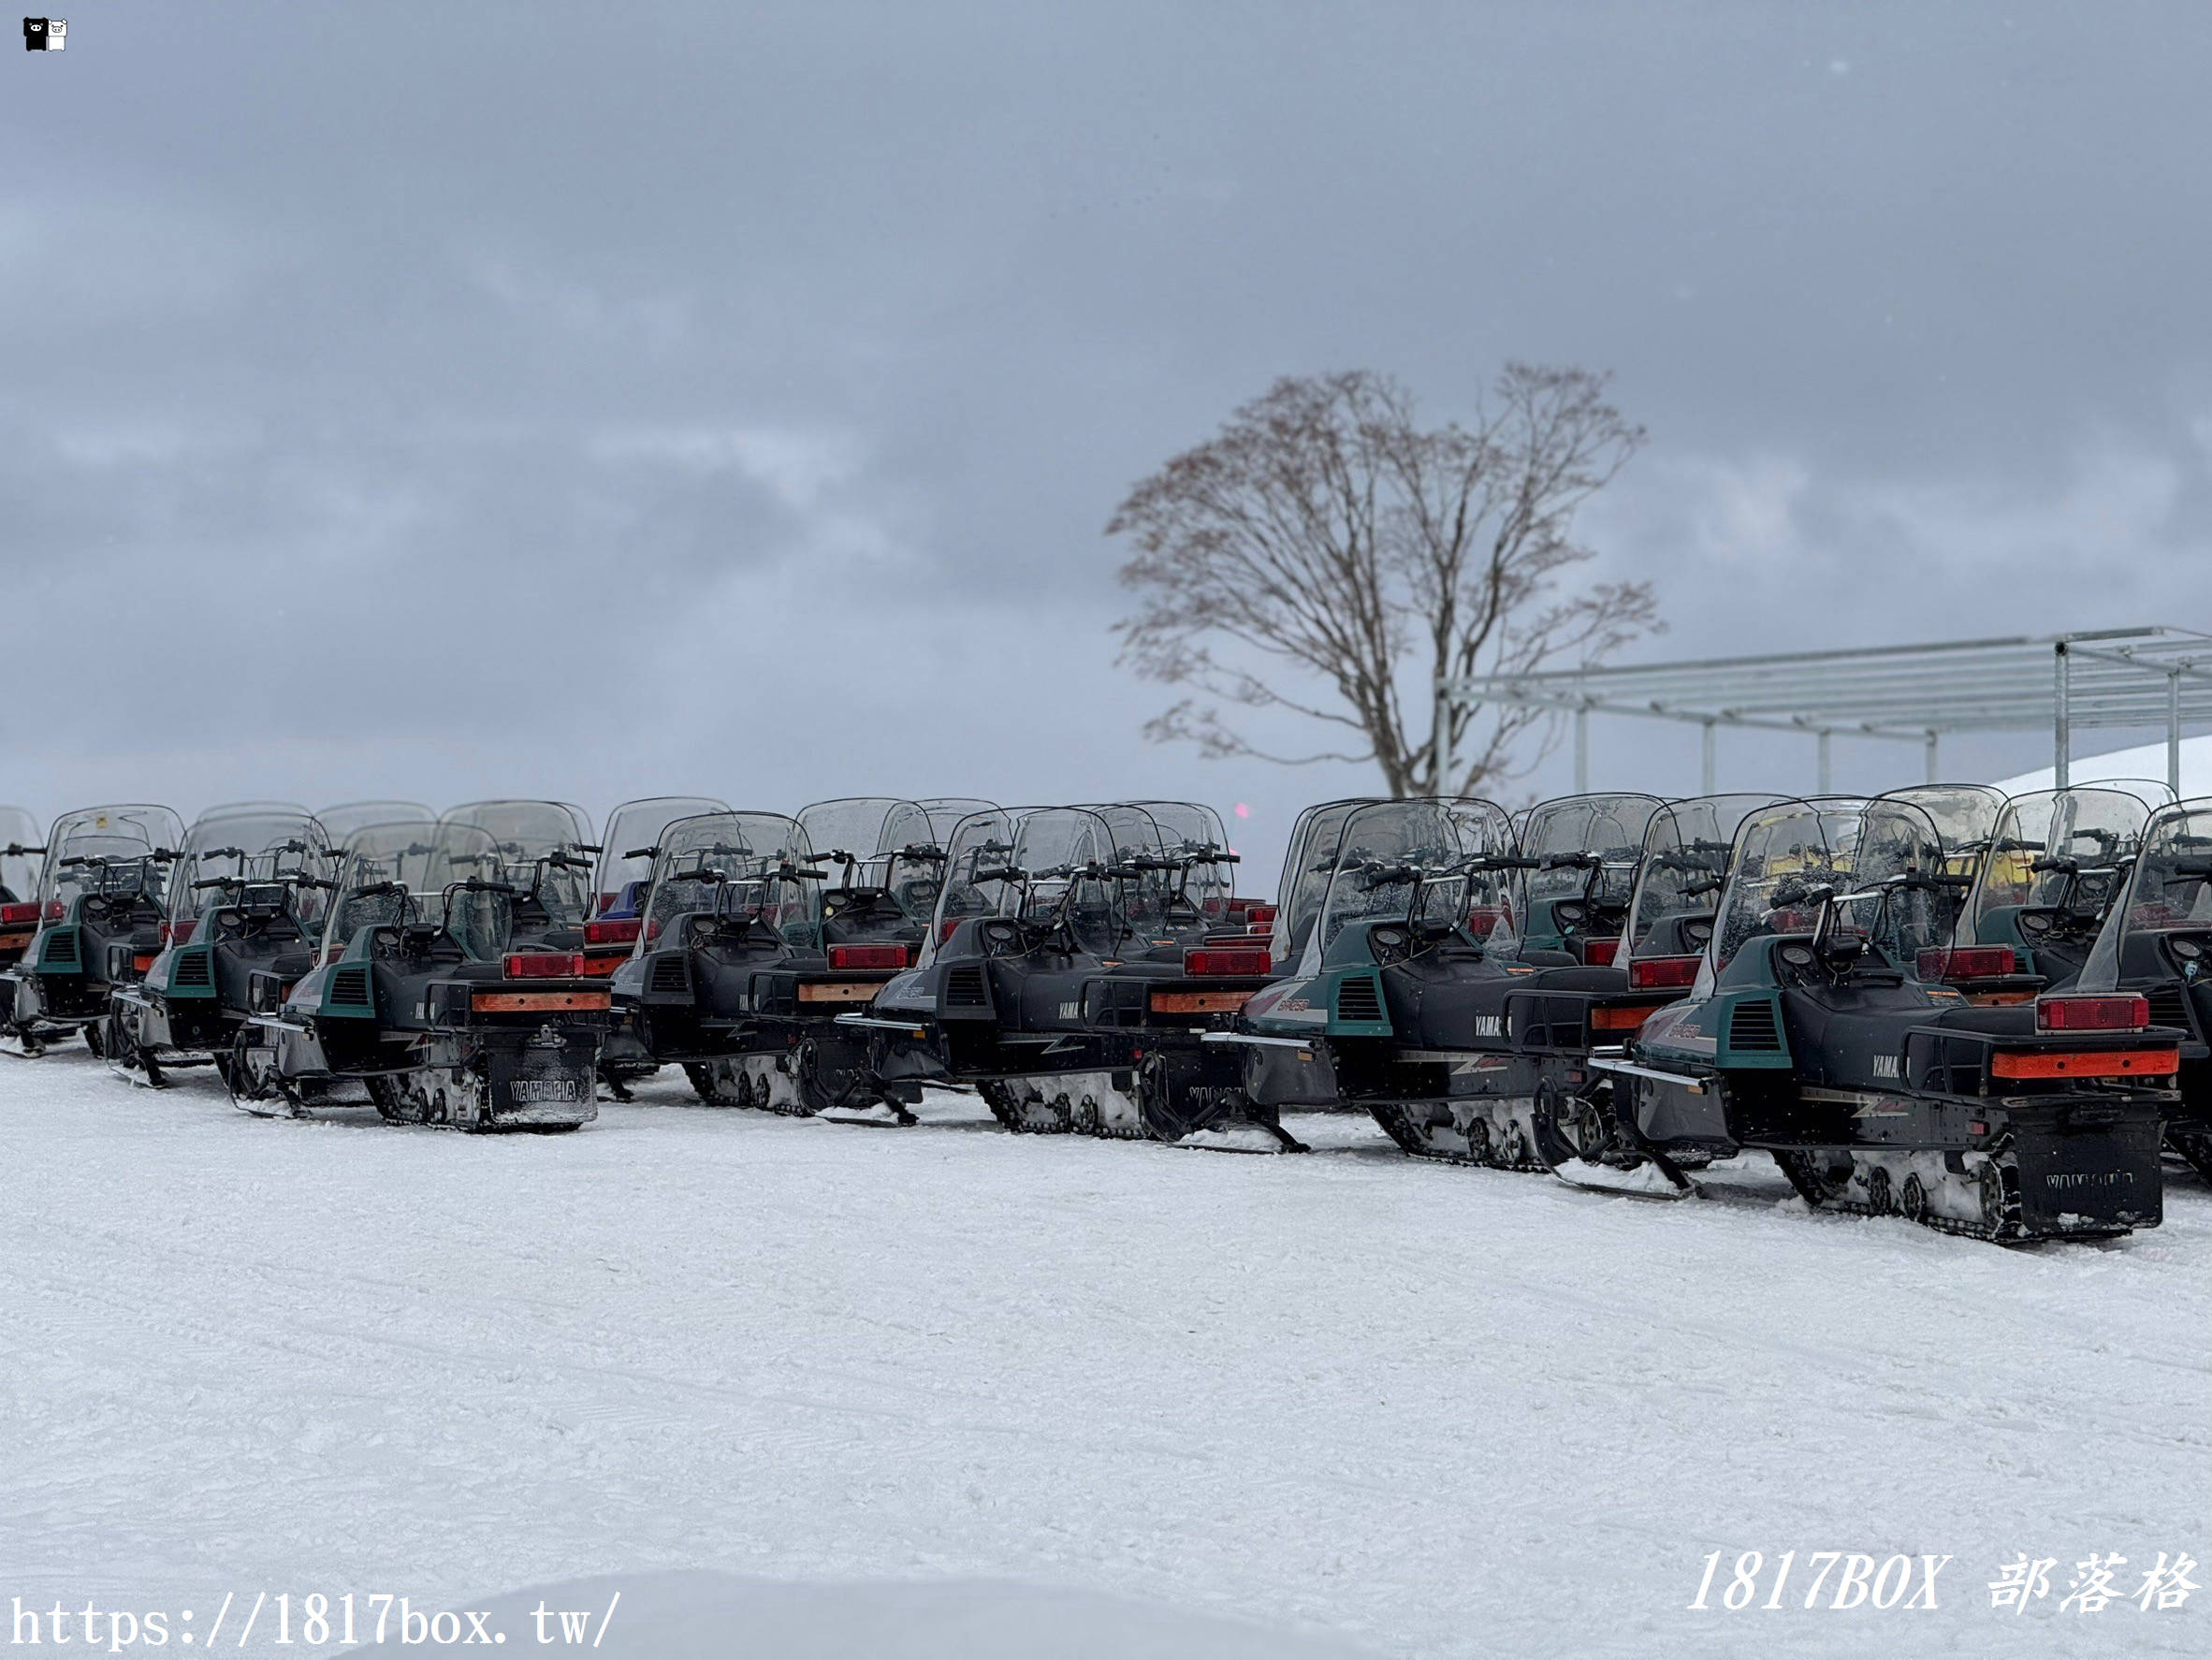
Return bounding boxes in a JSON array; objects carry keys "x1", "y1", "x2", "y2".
[{"x1": 7, "y1": 2, "x2": 2211, "y2": 870}]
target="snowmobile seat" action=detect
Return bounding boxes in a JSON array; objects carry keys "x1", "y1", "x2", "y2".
[{"x1": 1928, "y1": 1003, "x2": 2038, "y2": 1037}]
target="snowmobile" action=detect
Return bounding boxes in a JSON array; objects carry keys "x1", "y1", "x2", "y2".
[
  {"x1": 849, "y1": 806, "x2": 1303, "y2": 1150},
  {"x1": 1510, "y1": 793, "x2": 1667, "y2": 961},
  {"x1": 105, "y1": 809, "x2": 340, "y2": 1086},
  {"x1": 1579, "y1": 797, "x2": 2172, "y2": 1241},
  {"x1": 607, "y1": 810, "x2": 921, "y2": 1119},
  {"x1": 1938, "y1": 786, "x2": 2153, "y2": 1002},
  {"x1": 1224, "y1": 794, "x2": 1737, "y2": 1168},
  {"x1": 233, "y1": 820, "x2": 606, "y2": 1129},
  {"x1": 0, "y1": 805, "x2": 185, "y2": 1057},
  {"x1": 435, "y1": 801, "x2": 601, "y2": 952},
  {"x1": 2067, "y1": 797, "x2": 2212, "y2": 1180},
  {"x1": 0, "y1": 808, "x2": 46, "y2": 970},
  {"x1": 318, "y1": 800, "x2": 435, "y2": 845}
]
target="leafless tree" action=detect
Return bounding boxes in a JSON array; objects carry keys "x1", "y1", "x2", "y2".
[{"x1": 1108, "y1": 365, "x2": 1657, "y2": 797}]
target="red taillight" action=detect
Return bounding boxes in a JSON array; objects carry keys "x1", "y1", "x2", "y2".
[
  {"x1": 44, "y1": 900, "x2": 63, "y2": 921},
  {"x1": 597, "y1": 893, "x2": 619, "y2": 913},
  {"x1": 166, "y1": 919, "x2": 196, "y2": 946},
  {"x1": 939, "y1": 918, "x2": 959, "y2": 944},
  {"x1": 504, "y1": 952, "x2": 585, "y2": 979},
  {"x1": 1916, "y1": 945, "x2": 2018, "y2": 981},
  {"x1": 1628, "y1": 954, "x2": 1699, "y2": 990},
  {"x1": 2036, "y1": 994, "x2": 2149, "y2": 1032},
  {"x1": 0, "y1": 902, "x2": 40, "y2": 926},
  {"x1": 1591, "y1": 1004, "x2": 1651, "y2": 1030},
  {"x1": 1581, "y1": 937, "x2": 1620, "y2": 967},
  {"x1": 1244, "y1": 903, "x2": 1278, "y2": 929},
  {"x1": 1184, "y1": 945, "x2": 1272, "y2": 977},
  {"x1": 1465, "y1": 906, "x2": 1503, "y2": 939},
  {"x1": 582, "y1": 917, "x2": 641, "y2": 948},
  {"x1": 827, "y1": 942, "x2": 910, "y2": 970}
]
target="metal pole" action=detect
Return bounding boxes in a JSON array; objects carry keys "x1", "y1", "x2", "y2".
[
  {"x1": 1701, "y1": 721, "x2": 1716, "y2": 794},
  {"x1": 2054, "y1": 641, "x2": 2071, "y2": 788},
  {"x1": 2170, "y1": 668, "x2": 2183, "y2": 794},
  {"x1": 1574, "y1": 706, "x2": 1589, "y2": 794},
  {"x1": 1925, "y1": 731, "x2": 1939, "y2": 783},
  {"x1": 1817, "y1": 730, "x2": 1832, "y2": 793}
]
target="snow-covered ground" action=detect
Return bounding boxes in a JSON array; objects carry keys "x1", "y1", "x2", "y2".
[{"x1": 4, "y1": 1053, "x2": 2207, "y2": 1658}]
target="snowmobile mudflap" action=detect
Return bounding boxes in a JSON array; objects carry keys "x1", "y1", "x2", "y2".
[
  {"x1": 2005, "y1": 1103, "x2": 2163, "y2": 1235},
  {"x1": 816, "y1": 1099, "x2": 919, "y2": 1128},
  {"x1": 480, "y1": 1025, "x2": 600, "y2": 1129}
]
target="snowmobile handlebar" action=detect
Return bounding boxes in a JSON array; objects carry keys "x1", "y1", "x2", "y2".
[
  {"x1": 622, "y1": 846, "x2": 658, "y2": 861},
  {"x1": 972, "y1": 866, "x2": 1027, "y2": 885},
  {"x1": 1, "y1": 843, "x2": 44, "y2": 857}
]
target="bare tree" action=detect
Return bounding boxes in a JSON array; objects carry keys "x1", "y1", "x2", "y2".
[{"x1": 1108, "y1": 365, "x2": 1657, "y2": 797}]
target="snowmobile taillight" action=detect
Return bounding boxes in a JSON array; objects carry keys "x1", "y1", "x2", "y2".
[
  {"x1": 1581, "y1": 937, "x2": 1620, "y2": 966},
  {"x1": 1244, "y1": 903, "x2": 1278, "y2": 929},
  {"x1": 1628, "y1": 954, "x2": 1700, "y2": 990},
  {"x1": 504, "y1": 951, "x2": 587, "y2": 979},
  {"x1": 1915, "y1": 945, "x2": 2017, "y2": 981},
  {"x1": 2035, "y1": 993, "x2": 2149, "y2": 1032},
  {"x1": 1464, "y1": 906, "x2": 1503, "y2": 939},
  {"x1": 0, "y1": 902, "x2": 40, "y2": 926},
  {"x1": 1184, "y1": 945, "x2": 1272, "y2": 977},
  {"x1": 582, "y1": 917, "x2": 642, "y2": 948},
  {"x1": 827, "y1": 942, "x2": 910, "y2": 970},
  {"x1": 1590, "y1": 1004, "x2": 1652, "y2": 1030},
  {"x1": 44, "y1": 900, "x2": 64, "y2": 921}
]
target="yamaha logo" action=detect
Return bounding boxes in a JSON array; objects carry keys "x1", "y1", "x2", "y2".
[
  {"x1": 1473, "y1": 1014, "x2": 1503, "y2": 1039},
  {"x1": 2045, "y1": 1171, "x2": 2132, "y2": 1188},
  {"x1": 1872, "y1": 1054, "x2": 1899, "y2": 1080}
]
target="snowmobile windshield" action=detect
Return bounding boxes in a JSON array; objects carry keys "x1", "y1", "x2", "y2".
[
  {"x1": 639, "y1": 812, "x2": 818, "y2": 947},
  {"x1": 318, "y1": 801, "x2": 434, "y2": 845},
  {"x1": 1959, "y1": 788, "x2": 2149, "y2": 951},
  {"x1": 1273, "y1": 799, "x2": 1377, "y2": 968},
  {"x1": 591, "y1": 796, "x2": 730, "y2": 917},
  {"x1": 922, "y1": 808, "x2": 1032, "y2": 966},
  {"x1": 1123, "y1": 800, "x2": 1239, "y2": 922},
  {"x1": 0, "y1": 807, "x2": 42, "y2": 903},
  {"x1": 1879, "y1": 784, "x2": 2007, "y2": 868},
  {"x1": 1702, "y1": 798, "x2": 1871, "y2": 993},
  {"x1": 797, "y1": 796, "x2": 923, "y2": 893},
  {"x1": 37, "y1": 805, "x2": 186, "y2": 914},
  {"x1": 1829, "y1": 799, "x2": 1952, "y2": 968},
  {"x1": 1304, "y1": 799, "x2": 1511, "y2": 974},
  {"x1": 915, "y1": 799, "x2": 997, "y2": 840},
  {"x1": 2097, "y1": 778, "x2": 2180, "y2": 808},
  {"x1": 1624, "y1": 794, "x2": 1784, "y2": 963},
  {"x1": 321, "y1": 822, "x2": 502, "y2": 957},
  {"x1": 1006, "y1": 808, "x2": 1124, "y2": 956},
  {"x1": 2076, "y1": 800, "x2": 2212, "y2": 990},
  {"x1": 441, "y1": 800, "x2": 594, "y2": 862},
  {"x1": 1517, "y1": 793, "x2": 1666, "y2": 916},
  {"x1": 170, "y1": 811, "x2": 339, "y2": 938}
]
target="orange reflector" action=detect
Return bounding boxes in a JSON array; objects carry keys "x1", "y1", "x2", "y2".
[
  {"x1": 471, "y1": 990, "x2": 611, "y2": 1013},
  {"x1": 1151, "y1": 989, "x2": 1257, "y2": 1014},
  {"x1": 796, "y1": 982, "x2": 883, "y2": 1003},
  {"x1": 577, "y1": 954, "x2": 628, "y2": 978},
  {"x1": 132, "y1": 954, "x2": 156, "y2": 973},
  {"x1": 1590, "y1": 1004, "x2": 1652, "y2": 1030},
  {"x1": 0, "y1": 931, "x2": 31, "y2": 951},
  {"x1": 1990, "y1": 1047, "x2": 2178, "y2": 1080}
]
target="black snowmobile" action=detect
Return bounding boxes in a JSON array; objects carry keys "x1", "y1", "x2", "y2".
[
  {"x1": 1226, "y1": 795, "x2": 1729, "y2": 1168},
  {"x1": 1580, "y1": 797, "x2": 2172, "y2": 1241},
  {"x1": 105, "y1": 809, "x2": 340, "y2": 1087},
  {"x1": 0, "y1": 804, "x2": 186, "y2": 1057},
  {"x1": 607, "y1": 810, "x2": 924, "y2": 1119},
  {"x1": 0, "y1": 807, "x2": 46, "y2": 970},
  {"x1": 234, "y1": 821, "x2": 606, "y2": 1129},
  {"x1": 2061, "y1": 798, "x2": 2212, "y2": 1182},
  {"x1": 1938, "y1": 786, "x2": 2153, "y2": 1003},
  {"x1": 1509, "y1": 792, "x2": 1667, "y2": 962},
  {"x1": 849, "y1": 806, "x2": 1302, "y2": 1151}
]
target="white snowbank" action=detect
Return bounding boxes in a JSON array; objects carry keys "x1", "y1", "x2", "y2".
[{"x1": 1996, "y1": 733, "x2": 2212, "y2": 799}]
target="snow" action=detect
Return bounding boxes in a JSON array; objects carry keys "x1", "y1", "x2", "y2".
[
  {"x1": 4, "y1": 1051, "x2": 2209, "y2": 1657},
  {"x1": 1996, "y1": 735, "x2": 2212, "y2": 799}
]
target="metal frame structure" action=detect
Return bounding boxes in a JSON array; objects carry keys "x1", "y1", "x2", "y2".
[{"x1": 1455, "y1": 627, "x2": 2212, "y2": 794}]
